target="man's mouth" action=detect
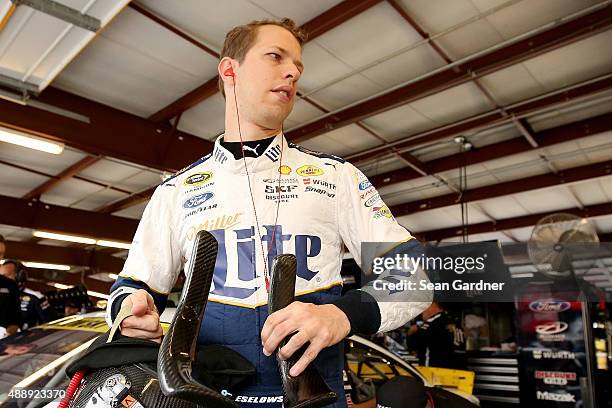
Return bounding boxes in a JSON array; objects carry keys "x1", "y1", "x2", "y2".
[{"x1": 271, "y1": 86, "x2": 293, "y2": 103}]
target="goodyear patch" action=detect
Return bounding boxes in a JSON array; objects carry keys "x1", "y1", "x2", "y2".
[
  {"x1": 184, "y1": 172, "x2": 213, "y2": 187},
  {"x1": 296, "y1": 165, "x2": 324, "y2": 177}
]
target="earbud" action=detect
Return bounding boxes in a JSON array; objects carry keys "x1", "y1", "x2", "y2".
[{"x1": 224, "y1": 67, "x2": 234, "y2": 77}]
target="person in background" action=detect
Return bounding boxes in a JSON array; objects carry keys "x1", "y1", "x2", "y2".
[
  {"x1": 64, "y1": 299, "x2": 82, "y2": 316},
  {"x1": 407, "y1": 302, "x2": 464, "y2": 368},
  {"x1": 3, "y1": 260, "x2": 58, "y2": 329},
  {"x1": 0, "y1": 253, "x2": 21, "y2": 338},
  {"x1": 0, "y1": 234, "x2": 5, "y2": 260}
]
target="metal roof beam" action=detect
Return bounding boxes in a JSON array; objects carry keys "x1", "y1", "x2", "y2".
[
  {"x1": 370, "y1": 111, "x2": 612, "y2": 188},
  {"x1": 286, "y1": 5, "x2": 612, "y2": 142},
  {"x1": 418, "y1": 202, "x2": 612, "y2": 242},
  {"x1": 0, "y1": 194, "x2": 138, "y2": 242},
  {"x1": 392, "y1": 159, "x2": 612, "y2": 216},
  {"x1": 5, "y1": 240, "x2": 124, "y2": 272},
  {"x1": 0, "y1": 86, "x2": 213, "y2": 172}
]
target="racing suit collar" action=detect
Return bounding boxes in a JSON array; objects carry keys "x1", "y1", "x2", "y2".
[{"x1": 212, "y1": 132, "x2": 287, "y2": 174}]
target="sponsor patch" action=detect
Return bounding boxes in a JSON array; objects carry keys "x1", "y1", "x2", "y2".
[
  {"x1": 532, "y1": 349, "x2": 575, "y2": 360},
  {"x1": 235, "y1": 395, "x2": 283, "y2": 403},
  {"x1": 373, "y1": 205, "x2": 392, "y2": 219},
  {"x1": 278, "y1": 165, "x2": 292, "y2": 175},
  {"x1": 184, "y1": 171, "x2": 213, "y2": 187},
  {"x1": 536, "y1": 321, "x2": 568, "y2": 342},
  {"x1": 187, "y1": 213, "x2": 243, "y2": 240},
  {"x1": 304, "y1": 186, "x2": 335, "y2": 198},
  {"x1": 183, "y1": 192, "x2": 214, "y2": 209},
  {"x1": 263, "y1": 177, "x2": 298, "y2": 184},
  {"x1": 303, "y1": 178, "x2": 311, "y2": 185},
  {"x1": 358, "y1": 180, "x2": 372, "y2": 191},
  {"x1": 265, "y1": 185, "x2": 298, "y2": 194},
  {"x1": 529, "y1": 299, "x2": 571, "y2": 313},
  {"x1": 535, "y1": 370, "x2": 576, "y2": 385},
  {"x1": 536, "y1": 391, "x2": 575, "y2": 402},
  {"x1": 364, "y1": 194, "x2": 381, "y2": 207},
  {"x1": 296, "y1": 165, "x2": 324, "y2": 177}
]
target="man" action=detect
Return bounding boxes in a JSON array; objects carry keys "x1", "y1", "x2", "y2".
[
  {"x1": 1, "y1": 260, "x2": 57, "y2": 329},
  {"x1": 0, "y1": 254, "x2": 21, "y2": 338},
  {"x1": 107, "y1": 18, "x2": 431, "y2": 407},
  {"x1": 407, "y1": 302, "x2": 463, "y2": 368},
  {"x1": 0, "y1": 234, "x2": 5, "y2": 260}
]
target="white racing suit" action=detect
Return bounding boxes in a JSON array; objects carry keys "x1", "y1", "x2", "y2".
[{"x1": 107, "y1": 133, "x2": 432, "y2": 407}]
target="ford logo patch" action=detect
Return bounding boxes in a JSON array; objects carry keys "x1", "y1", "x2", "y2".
[
  {"x1": 529, "y1": 299, "x2": 571, "y2": 313},
  {"x1": 358, "y1": 180, "x2": 372, "y2": 191},
  {"x1": 183, "y1": 192, "x2": 214, "y2": 209}
]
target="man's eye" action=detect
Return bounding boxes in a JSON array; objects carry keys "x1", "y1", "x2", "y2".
[{"x1": 268, "y1": 53, "x2": 281, "y2": 60}]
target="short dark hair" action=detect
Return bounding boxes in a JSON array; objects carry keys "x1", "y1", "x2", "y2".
[{"x1": 218, "y1": 18, "x2": 307, "y2": 97}]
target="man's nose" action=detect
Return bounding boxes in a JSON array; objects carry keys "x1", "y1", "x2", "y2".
[{"x1": 284, "y1": 65, "x2": 301, "y2": 82}]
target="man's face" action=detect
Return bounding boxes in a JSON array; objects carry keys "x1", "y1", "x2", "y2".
[
  {"x1": 235, "y1": 25, "x2": 303, "y2": 129},
  {"x1": 0, "y1": 242, "x2": 5, "y2": 260},
  {"x1": 0, "y1": 263, "x2": 16, "y2": 281}
]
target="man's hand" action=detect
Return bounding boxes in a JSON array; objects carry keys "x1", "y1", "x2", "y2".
[
  {"x1": 261, "y1": 301, "x2": 351, "y2": 377},
  {"x1": 119, "y1": 289, "x2": 163, "y2": 343}
]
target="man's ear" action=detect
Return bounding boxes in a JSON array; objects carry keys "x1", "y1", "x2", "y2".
[{"x1": 219, "y1": 57, "x2": 237, "y2": 86}]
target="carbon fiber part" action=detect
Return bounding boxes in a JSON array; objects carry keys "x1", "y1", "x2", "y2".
[
  {"x1": 157, "y1": 230, "x2": 239, "y2": 408},
  {"x1": 268, "y1": 254, "x2": 338, "y2": 408}
]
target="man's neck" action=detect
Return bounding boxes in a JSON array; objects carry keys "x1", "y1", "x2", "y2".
[{"x1": 224, "y1": 98, "x2": 282, "y2": 142}]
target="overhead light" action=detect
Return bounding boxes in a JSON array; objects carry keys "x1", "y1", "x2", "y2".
[
  {"x1": 33, "y1": 231, "x2": 96, "y2": 245},
  {"x1": 96, "y1": 239, "x2": 131, "y2": 250},
  {"x1": 23, "y1": 262, "x2": 71, "y2": 271},
  {"x1": 87, "y1": 290, "x2": 109, "y2": 299},
  {"x1": 0, "y1": 127, "x2": 64, "y2": 154},
  {"x1": 50, "y1": 282, "x2": 74, "y2": 289},
  {"x1": 108, "y1": 273, "x2": 119, "y2": 280}
]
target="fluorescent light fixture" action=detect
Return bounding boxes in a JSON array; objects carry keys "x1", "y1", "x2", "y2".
[
  {"x1": 0, "y1": 127, "x2": 64, "y2": 154},
  {"x1": 23, "y1": 262, "x2": 71, "y2": 271},
  {"x1": 96, "y1": 239, "x2": 131, "y2": 250},
  {"x1": 50, "y1": 282, "x2": 74, "y2": 289},
  {"x1": 108, "y1": 273, "x2": 119, "y2": 280},
  {"x1": 33, "y1": 230, "x2": 96, "y2": 245},
  {"x1": 87, "y1": 290, "x2": 109, "y2": 299}
]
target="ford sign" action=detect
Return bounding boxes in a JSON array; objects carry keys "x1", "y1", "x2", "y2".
[
  {"x1": 529, "y1": 299, "x2": 571, "y2": 313},
  {"x1": 183, "y1": 192, "x2": 214, "y2": 209},
  {"x1": 358, "y1": 180, "x2": 372, "y2": 191}
]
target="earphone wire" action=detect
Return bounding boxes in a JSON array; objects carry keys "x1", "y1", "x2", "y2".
[{"x1": 232, "y1": 80, "x2": 282, "y2": 291}]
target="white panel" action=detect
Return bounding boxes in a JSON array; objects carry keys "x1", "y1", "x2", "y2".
[
  {"x1": 593, "y1": 215, "x2": 612, "y2": 233},
  {"x1": 363, "y1": 104, "x2": 436, "y2": 140},
  {"x1": 0, "y1": 162, "x2": 48, "y2": 197},
  {"x1": 308, "y1": 73, "x2": 383, "y2": 110},
  {"x1": 299, "y1": 42, "x2": 353, "y2": 94},
  {"x1": 479, "y1": 64, "x2": 546, "y2": 105},
  {"x1": 358, "y1": 155, "x2": 406, "y2": 178},
  {"x1": 40, "y1": 178, "x2": 107, "y2": 207},
  {"x1": 468, "y1": 231, "x2": 513, "y2": 243},
  {"x1": 410, "y1": 82, "x2": 495, "y2": 126},
  {"x1": 140, "y1": 0, "x2": 272, "y2": 51},
  {"x1": 0, "y1": 225, "x2": 33, "y2": 241},
  {"x1": 360, "y1": 43, "x2": 446, "y2": 90},
  {"x1": 248, "y1": 0, "x2": 343, "y2": 24},
  {"x1": 480, "y1": 0, "x2": 600, "y2": 40},
  {"x1": 55, "y1": 20, "x2": 218, "y2": 117},
  {"x1": 380, "y1": 176, "x2": 456, "y2": 206},
  {"x1": 398, "y1": 0, "x2": 479, "y2": 33},
  {"x1": 313, "y1": 2, "x2": 422, "y2": 70},
  {"x1": 479, "y1": 196, "x2": 529, "y2": 220},
  {"x1": 522, "y1": 30, "x2": 612, "y2": 92},
  {"x1": 299, "y1": 124, "x2": 381, "y2": 157},
  {"x1": 112, "y1": 201, "x2": 148, "y2": 220},
  {"x1": 71, "y1": 188, "x2": 127, "y2": 211},
  {"x1": 113, "y1": 171, "x2": 163, "y2": 192},
  {"x1": 0, "y1": 143, "x2": 87, "y2": 175},
  {"x1": 78, "y1": 158, "x2": 142, "y2": 186},
  {"x1": 507, "y1": 226, "x2": 534, "y2": 242},
  {"x1": 285, "y1": 97, "x2": 326, "y2": 129},
  {"x1": 528, "y1": 92, "x2": 612, "y2": 133},
  {"x1": 570, "y1": 177, "x2": 612, "y2": 206},
  {"x1": 178, "y1": 92, "x2": 226, "y2": 140},
  {"x1": 433, "y1": 17, "x2": 503, "y2": 60},
  {"x1": 512, "y1": 186, "x2": 576, "y2": 214}
]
